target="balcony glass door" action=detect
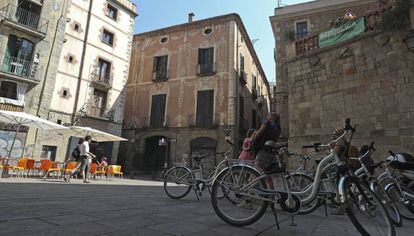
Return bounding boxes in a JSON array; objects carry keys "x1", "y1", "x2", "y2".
[
  {"x1": 98, "y1": 58, "x2": 111, "y2": 83},
  {"x1": 91, "y1": 89, "x2": 107, "y2": 117},
  {"x1": 3, "y1": 35, "x2": 34, "y2": 77},
  {"x1": 196, "y1": 90, "x2": 214, "y2": 126}
]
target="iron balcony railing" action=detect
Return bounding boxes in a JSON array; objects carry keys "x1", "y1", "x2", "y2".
[
  {"x1": 90, "y1": 65, "x2": 112, "y2": 88},
  {"x1": 84, "y1": 105, "x2": 115, "y2": 121},
  {"x1": 0, "y1": 53, "x2": 41, "y2": 81},
  {"x1": 152, "y1": 69, "x2": 169, "y2": 81},
  {"x1": 188, "y1": 113, "x2": 219, "y2": 128},
  {"x1": 239, "y1": 71, "x2": 247, "y2": 85},
  {"x1": 196, "y1": 62, "x2": 217, "y2": 76},
  {"x1": 141, "y1": 116, "x2": 169, "y2": 128},
  {"x1": 0, "y1": 4, "x2": 49, "y2": 35},
  {"x1": 251, "y1": 87, "x2": 258, "y2": 99}
]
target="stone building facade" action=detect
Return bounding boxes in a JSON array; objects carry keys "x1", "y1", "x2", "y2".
[
  {"x1": 0, "y1": 0, "x2": 68, "y2": 159},
  {"x1": 49, "y1": 0, "x2": 137, "y2": 163},
  {"x1": 121, "y1": 14, "x2": 270, "y2": 174},
  {"x1": 270, "y1": 0, "x2": 414, "y2": 156}
]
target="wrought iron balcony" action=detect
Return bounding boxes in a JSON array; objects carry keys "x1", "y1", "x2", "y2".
[
  {"x1": 196, "y1": 63, "x2": 217, "y2": 76},
  {"x1": 90, "y1": 67, "x2": 112, "y2": 90},
  {"x1": 239, "y1": 71, "x2": 247, "y2": 85},
  {"x1": 0, "y1": 4, "x2": 49, "y2": 38},
  {"x1": 188, "y1": 113, "x2": 219, "y2": 128},
  {"x1": 251, "y1": 88, "x2": 258, "y2": 99},
  {"x1": 152, "y1": 69, "x2": 169, "y2": 82},
  {"x1": 141, "y1": 116, "x2": 169, "y2": 129},
  {"x1": 83, "y1": 105, "x2": 115, "y2": 121},
  {"x1": 0, "y1": 53, "x2": 42, "y2": 83}
]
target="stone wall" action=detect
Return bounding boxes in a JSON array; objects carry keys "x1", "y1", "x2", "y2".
[{"x1": 286, "y1": 30, "x2": 414, "y2": 159}]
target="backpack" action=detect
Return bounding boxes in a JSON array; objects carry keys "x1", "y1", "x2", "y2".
[{"x1": 71, "y1": 147, "x2": 80, "y2": 159}]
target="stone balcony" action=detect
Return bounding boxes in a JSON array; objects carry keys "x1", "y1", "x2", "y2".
[{"x1": 112, "y1": 0, "x2": 138, "y2": 16}]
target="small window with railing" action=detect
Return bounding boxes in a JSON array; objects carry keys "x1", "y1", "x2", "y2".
[{"x1": 152, "y1": 55, "x2": 168, "y2": 81}]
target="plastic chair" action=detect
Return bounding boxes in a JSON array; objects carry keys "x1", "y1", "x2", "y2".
[
  {"x1": 95, "y1": 165, "x2": 107, "y2": 179},
  {"x1": 33, "y1": 159, "x2": 52, "y2": 177},
  {"x1": 25, "y1": 159, "x2": 35, "y2": 177},
  {"x1": 89, "y1": 163, "x2": 98, "y2": 178},
  {"x1": 108, "y1": 165, "x2": 123, "y2": 178},
  {"x1": 47, "y1": 161, "x2": 62, "y2": 178},
  {"x1": 10, "y1": 158, "x2": 29, "y2": 178}
]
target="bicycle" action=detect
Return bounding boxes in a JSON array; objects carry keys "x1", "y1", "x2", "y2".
[
  {"x1": 211, "y1": 119, "x2": 395, "y2": 236},
  {"x1": 353, "y1": 142, "x2": 402, "y2": 226},
  {"x1": 163, "y1": 138, "x2": 234, "y2": 200}
]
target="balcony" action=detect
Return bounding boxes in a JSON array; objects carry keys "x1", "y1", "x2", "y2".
[
  {"x1": 251, "y1": 88, "x2": 258, "y2": 100},
  {"x1": 188, "y1": 114, "x2": 219, "y2": 128},
  {"x1": 83, "y1": 105, "x2": 115, "y2": 121},
  {"x1": 0, "y1": 53, "x2": 42, "y2": 84},
  {"x1": 239, "y1": 71, "x2": 247, "y2": 85},
  {"x1": 196, "y1": 63, "x2": 217, "y2": 76},
  {"x1": 0, "y1": 4, "x2": 49, "y2": 39},
  {"x1": 141, "y1": 116, "x2": 169, "y2": 129},
  {"x1": 294, "y1": 2, "x2": 394, "y2": 56},
  {"x1": 152, "y1": 69, "x2": 169, "y2": 82},
  {"x1": 90, "y1": 67, "x2": 112, "y2": 90},
  {"x1": 257, "y1": 96, "x2": 264, "y2": 108}
]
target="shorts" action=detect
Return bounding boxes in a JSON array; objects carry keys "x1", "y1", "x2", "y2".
[{"x1": 255, "y1": 150, "x2": 276, "y2": 170}]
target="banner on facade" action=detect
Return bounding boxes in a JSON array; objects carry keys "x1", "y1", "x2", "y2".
[{"x1": 319, "y1": 17, "x2": 365, "y2": 48}]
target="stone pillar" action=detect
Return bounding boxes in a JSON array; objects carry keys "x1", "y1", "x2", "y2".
[{"x1": 410, "y1": 0, "x2": 414, "y2": 29}]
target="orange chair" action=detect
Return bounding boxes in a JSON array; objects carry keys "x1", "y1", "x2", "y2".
[
  {"x1": 10, "y1": 158, "x2": 29, "y2": 178},
  {"x1": 108, "y1": 165, "x2": 123, "y2": 179},
  {"x1": 25, "y1": 159, "x2": 35, "y2": 177},
  {"x1": 33, "y1": 159, "x2": 52, "y2": 177},
  {"x1": 47, "y1": 161, "x2": 62, "y2": 178},
  {"x1": 89, "y1": 163, "x2": 98, "y2": 178}
]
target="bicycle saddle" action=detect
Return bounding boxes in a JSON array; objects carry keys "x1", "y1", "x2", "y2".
[
  {"x1": 192, "y1": 155, "x2": 209, "y2": 162},
  {"x1": 386, "y1": 153, "x2": 414, "y2": 170},
  {"x1": 264, "y1": 141, "x2": 288, "y2": 150}
]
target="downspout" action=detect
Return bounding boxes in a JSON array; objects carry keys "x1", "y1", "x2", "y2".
[
  {"x1": 36, "y1": 0, "x2": 69, "y2": 117},
  {"x1": 71, "y1": 0, "x2": 93, "y2": 124}
]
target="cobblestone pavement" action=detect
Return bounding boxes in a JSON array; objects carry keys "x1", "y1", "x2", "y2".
[{"x1": 0, "y1": 178, "x2": 413, "y2": 235}]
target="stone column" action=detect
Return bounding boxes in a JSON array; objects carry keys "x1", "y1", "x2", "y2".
[{"x1": 410, "y1": 0, "x2": 414, "y2": 29}]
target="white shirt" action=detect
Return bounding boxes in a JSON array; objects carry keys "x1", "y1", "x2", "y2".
[{"x1": 80, "y1": 141, "x2": 90, "y2": 156}]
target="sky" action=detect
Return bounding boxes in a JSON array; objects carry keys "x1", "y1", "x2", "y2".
[{"x1": 131, "y1": 0, "x2": 310, "y2": 82}]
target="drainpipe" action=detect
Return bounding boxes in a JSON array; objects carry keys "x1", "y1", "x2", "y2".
[{"x1": 71, "y1": 0, "x2": 93, "y2": 124}]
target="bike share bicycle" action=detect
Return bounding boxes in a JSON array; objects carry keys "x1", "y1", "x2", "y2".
[
  {"x1": 163, "y1": 136, "x2": 234, "y2": 199},
  {"x1": 210, "y1": 119, "x2": 395, "y2": 236}
]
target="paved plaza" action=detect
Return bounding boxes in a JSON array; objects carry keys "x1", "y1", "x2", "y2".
[{"x1": 0, "y1": 178, "x2": 413, "y2": 236}]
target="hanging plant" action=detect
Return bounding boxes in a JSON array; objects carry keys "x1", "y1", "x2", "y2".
[
  {"x1": 381, "y1": 0, "x2": 410, "y2": 30},
  {"x1": 283, "y1": 26, "x2": 296, "y2": 42}
]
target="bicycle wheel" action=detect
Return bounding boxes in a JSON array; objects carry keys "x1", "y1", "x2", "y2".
[
  {"x1": 211, "y1": 165, "x2": 268, "y2": 227},
  {"x1": 344, "y1": 179, "x2": 395, "y2": 236},
  {"x1": 385, "y1": 183, "x2": 414, "y2": 221},
  {"x1": 164, "y1": 167, "x2": 192, "y2": 199},
  {"x1": 371, "y1": 182, "x2": 402, "y2": 226},
  {"x1": 286, "y1": 173, "x2": 323, "y2": 215}
]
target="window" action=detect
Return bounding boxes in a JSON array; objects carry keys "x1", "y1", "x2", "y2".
[
  {"x1": 150, "y1": 94, "x2": 166, "y2": 128},
  {"x1": 204, "y1": 28, "x2": 212, "y2": 35},
  {"x1": 196, "y1": 90, "x2": 214, "y2": 126},
  {"x1": 62, "y1": 89, "x2": 68, "y2": 97},
  {"x1": 106, "y1": 4, "x2": 118, "y2": 20},
  {"x1": 67, "y1": 55, "x2": 74, "y2": 63},
  {"x1": 240, "y1": 54, "x2": 245, "y2": 72},
  {"x1": 197, "y1": 47, "x2": 215, "y2": 75},
  {"x1": 73, "y1": 23, "x2": 80, "y2": 32},
  {"x1": 296, "y1": 21, "x2": 308, "y2": 40},
  {"x1": 153, "y1": 55, "x2": 168, "y2": 81},
  {"x1": 252, "y1": 109, "x2": 257, "y2": 129},
  {"x1": 0, "y1": 81, "x2": 17, "y2": 100},
  {"x1": 102, "y1": 29, "x2": 114, "y2": 46},
  {"x1": 160, "y1": 37, "x2": 168, "y2": 44},
  {"x1": 4, "y1": 35, "x2": 34, "y2": 77},
  {"x1": 57, "y1": 119, "x2": 62, "y2": 125},
  {"x1": 252, "y1": 75, "x2": 257, "y2": 89},
  {"x1": 41, "y1": 145, "x2": 57, "y2": 161},
  {"x1": 97, "y1": 58, "x2": 111, "y2": 83}
]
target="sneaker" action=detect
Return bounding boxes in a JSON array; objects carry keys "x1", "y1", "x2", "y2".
[
  {"x1": 237, "y1": 199, "x2": 253, "y2": 209},
  {"x1": 63, "y1": 176, "x2": 70, "y2": 183}
]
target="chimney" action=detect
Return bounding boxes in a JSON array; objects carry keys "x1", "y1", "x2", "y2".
[{"x1": 188, "y1": 13, "x2": 195, "y2": 23}]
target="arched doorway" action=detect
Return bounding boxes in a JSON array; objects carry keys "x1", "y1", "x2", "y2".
[
  {"x1": 143, "y1": 136, "x2": 168, "y2": 173},
  {"x1": 190, "y1": 137, "x2": 217, "y2": 175}
]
